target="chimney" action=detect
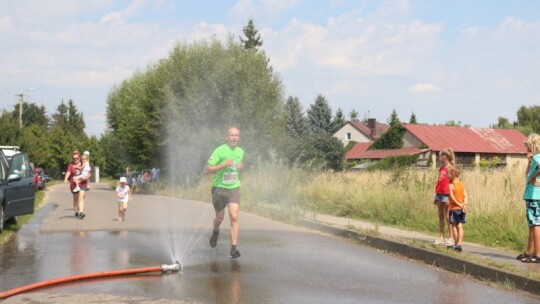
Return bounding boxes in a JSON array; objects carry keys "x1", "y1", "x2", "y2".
[{"x1": 367, "y1": 118, "x2": 377, "y2": 138}]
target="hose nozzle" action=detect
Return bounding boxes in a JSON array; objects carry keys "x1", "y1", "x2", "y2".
[{"x1": 161, "y1": 261, "x2": 181, "y2": 273}]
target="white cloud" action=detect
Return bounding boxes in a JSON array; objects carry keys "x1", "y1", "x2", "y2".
[{"x1": 409, "y1": 83, "x2": 440, "y2": 92}]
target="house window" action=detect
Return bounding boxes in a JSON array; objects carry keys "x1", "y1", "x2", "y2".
[{"x1": 346, "y1": 132, "x2": 352, "y2": 140}]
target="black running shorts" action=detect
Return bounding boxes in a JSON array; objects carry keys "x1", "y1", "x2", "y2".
[{"x1": 211, "y1": 187, "x2": 240, "y2": 212}]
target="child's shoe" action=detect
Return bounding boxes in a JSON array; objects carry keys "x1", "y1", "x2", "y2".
[
  {"x1": 433, "y1": 238, "x2": 445, "y2": 245},
  {"x1": 72, "y1": 186, "x2": 81, "y2": 193},
  {"x1": 454, "y1": 245, "x2": 462, "y2": 252},
  {"x1": 446, "y1": 245, "x2": 455, "y2": 250},
  {"x1": 444, "y1": 239, "x2": 455, "y2": 246}
]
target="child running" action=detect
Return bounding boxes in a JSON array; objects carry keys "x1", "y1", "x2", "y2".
[
  {"x1": 116, "y1": 176, "x2": 132, "y2": 222},
  {"x1": 72, "y1": 151, "x2": 91, "y2": 193},
  {"x1": 447, "y1": 165, "x2": 468, "y2": 252},
  {"x1": 433, "y1": 148, "x2": 455, "y2": 246},
  {"x1": 519, "y1": 133, "x2": 540, "y2": 263}
]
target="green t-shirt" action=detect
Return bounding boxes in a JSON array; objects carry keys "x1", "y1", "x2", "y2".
[{"x1": 207, "y1": 144, "x2": 245, "y2": 189}]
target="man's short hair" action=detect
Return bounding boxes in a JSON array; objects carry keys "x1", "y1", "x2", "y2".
[{"x1": 227, "y1": 126, "x2": 240, "y2": 134}]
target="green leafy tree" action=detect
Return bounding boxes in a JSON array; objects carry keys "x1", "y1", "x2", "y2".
[
  {"x1": 331, "y1": 108, "x2": 346, "y2": 133},
  {"x1": 19, "y1": 125, "x2": 52, "y2": 168},
  {"x1": 370, "y1": 109, "x2": 405, "y2": 150},
  {"x1": 12, "y1": 102, "x2": 49, "y2": 128},
  {"x1": 307, "y1": 94, "x2": 333, "y2": 134},
  {"x1": 349, "y1": 109, "x2": 360, "y2": 122},
  {"x1": 0, "y1": 110, "x2": 21, "y2": 145},
  {"x1": 284, "y1": 96, "x2": 308, "y2": 137},
  {"x1": 107, "y1": 38, "x2": 285, "y2": 183},
  {"x1": 409, "y1": 112, "x2": 418, "y2": 124},
  {"x1": 516, "y1": 105, "x2": 540, "y2": 134},
  {"x1": 240, "y1": 18, "x2": 263, "y2": 50},
  {"x1": 295, "y1": 133, "x2": 344, "y2": 171},
  {"x1": 99, "y1": 131, "x2": 128, "y2": 177}
]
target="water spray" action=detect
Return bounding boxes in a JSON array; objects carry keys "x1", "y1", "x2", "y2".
[{"x1": 0, "y1": 261, "x2": 182, "y2": 300}]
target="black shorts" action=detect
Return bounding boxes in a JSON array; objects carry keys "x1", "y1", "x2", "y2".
[
  {"x1": 211, "y1": 187, "x2": 240, "y2": 212},
  {"x1": 449, "y1": 210, "x2": 466, "y2": 224}
]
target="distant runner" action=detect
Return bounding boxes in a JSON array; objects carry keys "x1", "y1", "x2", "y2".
[{"x1": 206, "y1": 127, "x2": 244, "y2": 259}]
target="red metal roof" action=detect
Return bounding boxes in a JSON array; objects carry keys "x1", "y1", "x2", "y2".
[
  {"x1": 349, "y1": 121, "x2": 390, "y2": 140},
  {"x1": 403, "y1": 124, "x2": 527, "y2": 154},
  {"x1": 357, "y1": 147, "x2": 430, "y2": 159},
  {"x1": 346, "y1": 142, "x2": 372, "y2": 160}
]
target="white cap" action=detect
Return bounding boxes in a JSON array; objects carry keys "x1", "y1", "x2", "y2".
[
  {"x1": 120, "y1": 177, "x2": 127, "y2": 183},
  {"x1": 83, "y1": 151, "x2": 90, "y2": 156}
]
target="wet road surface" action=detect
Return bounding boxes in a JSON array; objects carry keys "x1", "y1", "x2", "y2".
[{"x1": 1, "y1": 184, "x2": 539, "y2": 303}]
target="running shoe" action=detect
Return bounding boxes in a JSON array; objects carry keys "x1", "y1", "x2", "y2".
[
  {"x1": 74, "y1": 212, "x2": 79, "y2": 218},
  {"x1": 230, "y1": 248, "x2": 241, "y2": 259},
  {"x1": 78, "y1": 212, "x2": 86, "y2": 219},
  {"x1": 454, "y1": 245, "x2": 462, "y2": 252},
  {"x1": 446, "y1": 245, "x2": 455, "y2": 250},
  {"x1": 209, "y1": 230, "x2": 219, "y2": 248}
]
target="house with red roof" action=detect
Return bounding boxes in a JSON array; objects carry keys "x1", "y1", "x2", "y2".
[
  {"x1": 333, "y1": 119, "x2": 389, "y2": 146},
  {"x1": 347, "y1": 124, "x2": 528, "y2": 168},
  {"x1": 401, "y1": 124, "x2": 527, "y2": 168}
]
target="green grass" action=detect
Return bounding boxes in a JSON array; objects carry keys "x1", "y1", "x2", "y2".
[
  {"x1": 0, "y1": 191, "x2": 46, "y2": 246},
  {"x1": 170, "y1": 159, "x2": 530, "y2": 253}
]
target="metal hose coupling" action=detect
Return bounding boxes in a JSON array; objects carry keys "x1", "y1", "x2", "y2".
[{"x1": 161, "y1": 261, "x2": 181, "y2": 273}]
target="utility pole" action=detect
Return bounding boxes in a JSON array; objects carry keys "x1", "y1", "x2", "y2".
[
  {"x1": 15, "y1": 88, "x2": 34, "y2": 128},
  {"x1": 16, "y1": 93, "x2": 23, "y2": 128}
]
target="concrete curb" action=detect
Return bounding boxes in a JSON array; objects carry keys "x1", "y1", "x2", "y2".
[{"x1": 244, "y1": 205, "x2": 540, "y2": 297}]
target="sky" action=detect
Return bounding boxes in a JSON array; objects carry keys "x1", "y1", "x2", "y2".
[{"x1": 0, "y1": 0, "x2": 539, "y2": 136}]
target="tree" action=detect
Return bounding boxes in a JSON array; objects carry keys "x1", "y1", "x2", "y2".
[
  {"x1": 239, "y1": 18, "x2": 263, "y2": 51},
  {"x1": 295, "y1": 133, "x2": 344, "y2": 171},
  {"x1": 12, "y1": 102, "x2": 49, "y2": 128},
  {"x1": 491, "y1": 116, "x2": 512, "y2": 129},
  {"x1": 370, "y1": 109, "x2": 405, "y2": 150},
  {"x1": 349, "y1": 109, "x2": 360, "y2": 122},
  {"x1": 409, "y1": 112, "x2": 418, "y2": 124},
  {"x1": 331, "y1": 108, "x2": 346, "y2": 133},
  {"x1": 107, "y1": 38, "x2": 285, "y2": 182},
  {"x1": 307, "y1": 94, "x2": 333, "y2": 134},
  {"x1": 444, "y1": 120, "x2": 462, "y2": 127},
  {"x1": 284, "y1": 96, "x2": 308, "y2": 137},
  {"x1": 516, "y1": 105, "x2": 540, "y2": 134}
]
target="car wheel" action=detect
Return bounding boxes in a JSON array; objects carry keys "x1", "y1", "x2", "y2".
[
  {"x1": 7, "y1": 215, "x2": 18, "y2": 225},
  {"x1": 0, "y1": 204, "x2": 4, "y2": 233}
]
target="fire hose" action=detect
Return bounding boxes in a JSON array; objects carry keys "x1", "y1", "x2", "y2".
[{"x1": 0, "y1": 262, "x2": 181, "y2": 300}]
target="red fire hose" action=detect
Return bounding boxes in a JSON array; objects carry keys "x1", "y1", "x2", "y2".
[{"x1": 0, "y1": 262, "x2": 181, "y2": 300}]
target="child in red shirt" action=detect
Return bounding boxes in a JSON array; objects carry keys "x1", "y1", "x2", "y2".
[{"x1": 433, "y1": 148, "x2": 455, "y2": 246}]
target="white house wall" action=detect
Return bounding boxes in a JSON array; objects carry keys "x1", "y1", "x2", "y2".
[{"x1": 334, "y1": 123, "x2": 371, "y2": 145}]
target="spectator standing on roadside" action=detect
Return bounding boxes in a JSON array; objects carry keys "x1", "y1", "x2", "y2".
[
  {"x1": 519, "y1": 133, "x2": 540, "y2": 263},
  {"x1": 433, "y1": 148, "x2": 455, "y2": 246}
]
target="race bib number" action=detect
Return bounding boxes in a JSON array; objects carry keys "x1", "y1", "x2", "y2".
[{"x1": 222, "y1": 172, "x2": 238, "y2": 185}]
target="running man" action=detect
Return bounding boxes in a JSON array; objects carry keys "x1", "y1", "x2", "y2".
[{"x1": 206, "y1": 127, "x2": 244, "y2": 259}]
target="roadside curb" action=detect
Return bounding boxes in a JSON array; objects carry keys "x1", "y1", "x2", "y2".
[{"x1": 244, "y1": 205, "x2": 540, "y2": 297}]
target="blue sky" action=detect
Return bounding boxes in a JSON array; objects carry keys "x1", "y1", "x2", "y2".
[{"x1": 0, "y1": 0, "x2": 539, "y2": 135}]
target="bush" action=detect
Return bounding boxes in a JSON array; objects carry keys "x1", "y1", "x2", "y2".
[{"x1": 367, "y1": 155, "x2": 418, "y2": 171}]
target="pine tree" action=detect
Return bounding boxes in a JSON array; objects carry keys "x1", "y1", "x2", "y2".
[
  {"x1": 349, "y1": 109, "x2": 360, "y2": 122},
  {"x1": 409, "y1": 112, "x2": 418, "y2": 124},
  {"x1": 307, "y1": 94, "x2": 333, "y2": 134},
  {"x1": 370, "y1": 109, "x2": 405, "y2": 150},
  {"x1": 284, "y1": 96, "x2": 308, "y2": 137},
  {"x1": 240, "y1": 18, "x2": 263, "y2": 51},
  {"x1": 331, "y1": 108, "x2": 346, "y2": 133}
]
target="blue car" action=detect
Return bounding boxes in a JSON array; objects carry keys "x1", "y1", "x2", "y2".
[{"x1": 0, "y1": 151, "x2": 35, "y2": 232}]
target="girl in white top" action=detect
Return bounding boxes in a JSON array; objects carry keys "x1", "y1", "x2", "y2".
[{"x1": 116, "y1": 177, "x2": 132, "y2": 221}]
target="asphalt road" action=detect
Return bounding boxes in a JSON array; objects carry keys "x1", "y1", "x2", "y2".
[{"x1": 0, "y1": 183, "x2": 539, "y2": 304}]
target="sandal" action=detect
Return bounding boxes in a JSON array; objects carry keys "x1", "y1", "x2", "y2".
[
  {"x1": 521, "y1": 254, "x2": 538, "y2": 263},
  {"x1": 516, "y1": 253, "x2": 528, "y2": 260}
]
